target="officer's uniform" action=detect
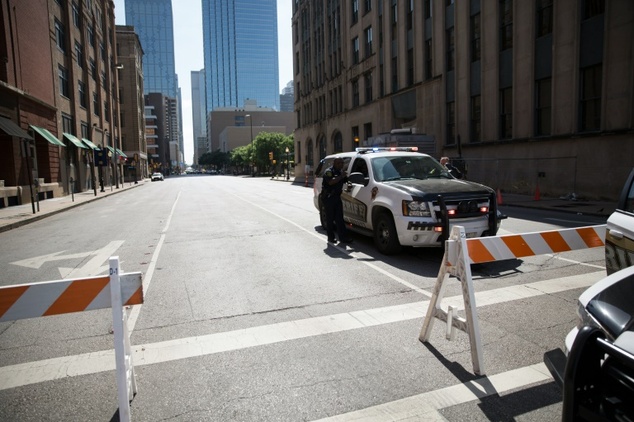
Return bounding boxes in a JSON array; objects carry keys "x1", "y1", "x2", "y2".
[{"x1": 322, "y1": 164, "x2": 351, "y2": 243}]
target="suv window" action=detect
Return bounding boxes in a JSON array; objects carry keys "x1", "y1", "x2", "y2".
[
  {"x1": 622, "y1": 175, "x2": 634, "y2": 213},
  {"x1": 315, "y1": 157, "x2": 352, "y2": 177},
  {"x1": 350, "y1": 157, "x2": 369, "y2": 177},
  {"x1": 370, "y1": 156, "x2": 447, "y2": 182}
]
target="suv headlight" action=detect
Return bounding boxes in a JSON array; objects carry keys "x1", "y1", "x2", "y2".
[{"x1": 403, "y1": 200, "x2": 431, "y2": 217}]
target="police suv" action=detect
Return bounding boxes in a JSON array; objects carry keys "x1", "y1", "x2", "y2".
[
  {"x1": 605, "y1": 167, "x2": 634, "y2": 274},
  {"x1": 313, "y1": 148, "x2": 503, "y2": 254}
]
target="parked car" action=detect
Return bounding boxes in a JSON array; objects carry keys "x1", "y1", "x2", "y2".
[
  {"x1": 544, "y1": 265, "x2": 634, "y2": 421},
  {"x1": 313, "y1": 148, "x2": 504, "y2": 254},
  {"x1": 151, "y1": 172, "x2": 164, "y2": 181},
  {"x1": 605, "y1": 167, "x2": 634, "y2": 274}
]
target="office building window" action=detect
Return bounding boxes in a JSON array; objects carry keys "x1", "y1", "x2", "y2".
[
  {"x1": 407, "y1": 48, "x2": 414, "y2": 85},
  {"x1": 87, "y1": 25, "x2": 95, "y2": 48},
  {"x1": 446, "y1": 102, "x2": 455, "y2": 144},
  {"x1": 535, "y1": 78, "x2": 551, "y2": 136},
  {"x1": 364, "y1": 0, "x2": 372, "y2": 14},
  {"x1": 364, "y1": 123, "x2": 372, "y2": 141},
  {"x1": 75, "y1": 41, "x2": 84, "y2": 67},
  {"x1": 364, "y1": 27, "x2": 373, "y2": 58},
  {"x1": 352, "y1": 79, "x2": 360, "y2": 107},
  {"x1": 580, "y1": 65, "x2": 602, "y2": 132},
  {"x1": 365, "y1": 71, "x2": 373, "y2": 103},
  {"x1": 424, "y1": 0, "x2": 432, "y2": 19},
  {"x1": 352, "y1": 0, "x2": 359, "y2": 24},
  {"x1": 391, "y1": 57, "x2": 398, "y2": 92},
  {"x1": 500, "y1": 87, "x2": 513, "y2": 138},
  {"x1": 407, "y1": 0, "x2": 413, "y2": 31},
  {"x1": 425, "y1": 39, "x2": 433, "y2": 79},
  {"x1": 471, "y1": 14, "x2": 481, "y2": 61},
  {"x1": 471, "y1": 95, "x2": 481, "y2": 142},
  {"x1": 536, "y1": 0, "x2": 553, "y2": 37},
  {"x1": 500, "y1": 0, "x2": 513, "y2": 51},
  {"x1": 352, "y1": 37, "x2": 359, "y2": 64},
  {"x1": 446, "y1": 28, "x2": 455, "y2": 71},
  {"x1": 55, "y1": 20, "x2": 66, "y2": 52},
  {"x1": 78, "y1": 80, "x2": 87, "y2": 107},
  {"x1": 58, "y1": 65, "x2": 69, "y2": 97},
  {"x1": 72, "y1": 2, "x2": 81, "y2": 28},
  {"x1": 104, "y1": 101, "x2": 110, "y2": 122},
  {"x1": 583, "y1": 0, "x2": 605, "y2": 19},
  {"x1": 93, "y1": 92, "x2": 100, "y2": 116}
]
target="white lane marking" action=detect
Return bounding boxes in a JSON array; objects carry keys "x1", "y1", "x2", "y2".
[
  {"x1": 547, "y1": 254, "x2": 606, "y2": 270},
  {"x1": 0, "y1": 271, "x2": 603, "y2": 391},
  {"x1": 223, "y1": 189, "x2": 433, "y2": 297},
  {"x1": 546, "y1": 218, "x2": 605, "y2": 225},
  {"x1": 127, "y1": 191, "x2": 180, "y2": 331},
  {"x1": 311, "y1": 363, "x2": 552, "y2": 421}
]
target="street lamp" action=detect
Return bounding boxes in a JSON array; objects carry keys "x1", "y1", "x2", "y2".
[
  {"x1": 245, "y1": 114, "x2": 253, "y2": 175},
  {"x1": 285, "y1": 146, "x2": 290, "y2": 181}
]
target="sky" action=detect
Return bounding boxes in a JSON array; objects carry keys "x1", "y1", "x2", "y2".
[{"x1": 112, "y1": 0, "x2": 294, "y2": 164}]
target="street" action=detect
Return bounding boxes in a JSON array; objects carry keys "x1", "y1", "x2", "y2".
[{"x1": 0, "y1": 175, "x2": 608, "y2": 421}]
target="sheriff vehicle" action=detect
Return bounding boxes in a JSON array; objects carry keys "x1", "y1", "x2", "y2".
[
  {"x1": 313, "y1": 147, "x2": 503, "y2": 254},
  {"x1": 605, "y1": 167, "x2": 634, "y2": 274}
]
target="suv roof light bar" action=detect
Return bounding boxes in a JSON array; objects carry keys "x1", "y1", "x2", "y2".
[{"x1": 355, "y1": 146, "x2": 419, "y2": 153}]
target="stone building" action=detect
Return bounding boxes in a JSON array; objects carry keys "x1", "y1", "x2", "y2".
[{"x1": 291, "y1": 0, "x2": 633, "y2": 200}]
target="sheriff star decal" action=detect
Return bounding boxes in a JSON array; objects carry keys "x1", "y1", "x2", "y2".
[{"x1": 371, "y1": 186, "x2": 378, "y2": 200}]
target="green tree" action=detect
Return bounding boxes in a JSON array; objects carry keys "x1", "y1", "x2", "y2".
[{"x1": 252, "y1": 132, "x2": 294, "y2": 175}]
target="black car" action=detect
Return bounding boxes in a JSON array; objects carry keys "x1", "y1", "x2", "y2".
[{"x1": 544, "y1": 265, "x2": 634, "y2": 421}]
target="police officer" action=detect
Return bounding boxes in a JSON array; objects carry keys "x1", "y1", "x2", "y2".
[{"x1": 322, "y1": 157, "x2": 353, "y2": 244}]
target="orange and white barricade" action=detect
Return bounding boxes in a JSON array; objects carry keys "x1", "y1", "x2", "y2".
[
  {"x1": 0, "y1": 256, "x2": 143, "y2": 422},
  {"x1": 419, "y1": 225, "x2": 606, "y2": 375}
]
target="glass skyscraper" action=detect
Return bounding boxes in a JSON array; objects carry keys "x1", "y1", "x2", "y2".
[
  {"x1": 202, "y1": 0, "x2": 280, "y2": 112},
  {"x1": 124, "y1": 0, "x2": 178, "y2": 99}
]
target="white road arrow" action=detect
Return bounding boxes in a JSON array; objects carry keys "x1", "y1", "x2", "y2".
[{"x1": 11, "y1": 251, "x2": 93, "y2": 269}]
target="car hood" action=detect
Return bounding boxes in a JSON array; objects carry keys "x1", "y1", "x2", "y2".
[{"x1": 386, "y1": 178, "x2": 494, "y2": 200}]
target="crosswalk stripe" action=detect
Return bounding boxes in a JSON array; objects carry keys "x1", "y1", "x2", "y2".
[{"x1": 0, "y1": 271, "x2": 603, "y2": 391}]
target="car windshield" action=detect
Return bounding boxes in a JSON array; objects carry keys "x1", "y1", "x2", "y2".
[{"x1": 370, "y1": 155, "x2": 450, "y2": 182}]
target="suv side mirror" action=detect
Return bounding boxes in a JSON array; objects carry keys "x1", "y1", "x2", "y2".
[{"x1": 348, "y1": 172, "x2": 369, "y2": 187}]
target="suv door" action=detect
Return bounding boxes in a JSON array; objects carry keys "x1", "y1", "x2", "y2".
[
  {"x1": 343, "y1": 156, "x2": 372, "y2": 229},
  {"x1": 606, "y1": 168, "x2": 634, "y2": 274}
]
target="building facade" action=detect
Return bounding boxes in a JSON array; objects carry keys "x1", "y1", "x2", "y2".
[
  {"x1": 210, "y1": 109, "x2": 294, "y2": 153},
  {"x1": 292, "y1": 0, "x2": 634, "y2": 201},
  {"x1": 191, "y1": 69, "x2": 208, "y2": 166},
  {"x1": 116, "y1": 25, "x2": 147, "y2": 182},
  {"x1": 202, "y1": 0, "x2": 281, "y2": 112},
  {"x1": 0, "y1": 0, "x2": 122, "y2": 207},
  {"x1": 145, "y1": 93, "x2": 178, "y2": 174}
]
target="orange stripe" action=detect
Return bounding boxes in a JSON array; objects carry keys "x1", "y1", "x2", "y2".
[
  {"x1": 577, "y1": 227, "x2": 605, "y2": 248},
  {"x1": 43, "y1": 276, "x2": 109, "y2": 316},
  {"x1": 124, "y1": 287, "x2": 144, "y2": 306},
  {"x1": 501, "y1": 235, "x2": 535, "y2": 258},
  {"x1": 467, "y1": 239, "x2": 496, "y2": 263},
  {"x1": 0, "y1": 285, "x2": 29, "y2": 318},
  {"x1": 541, "y1": 231, "x2": 571, "y2": 253}
]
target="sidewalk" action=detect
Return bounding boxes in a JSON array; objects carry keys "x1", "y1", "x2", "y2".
[
  {"x1": 0, "y1": 180, "x2": 146, "y2": 233},
  {"x1": 0, "y1": 178, "x2": 615, "y2": 234}
]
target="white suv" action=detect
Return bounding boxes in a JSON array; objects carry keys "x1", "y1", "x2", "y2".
[
  {"x1": 313, "y1": 148, "x2": 502, "y2": 254},
  {"x1": 605, "y1": 167, "x2": 634, "y2": 274}
]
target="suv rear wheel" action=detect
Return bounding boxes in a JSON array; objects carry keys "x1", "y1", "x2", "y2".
[{"x1": 374, "y1": 212, "x2": 401, "y2": 255}]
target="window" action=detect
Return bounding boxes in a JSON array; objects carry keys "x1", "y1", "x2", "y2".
[
  {"x1": 580, "y1": 65, "x2": 602, "y2": 132},
  {"x1": 500, "y1": 0, "x2": 513, "y2": 50},
  {"x1": 407, "y1": 0, "x2": 413, "y2": 31},
  {"x1": 352, "y1": 126, "x2": 359, "y2": 149},
  {"x1": 536, "y1": 0, "x2": 553, "y2": 37},
  {"x1": 364, "y1": 27, "x2": 373, "y2": 58},
  {"x1": 446, "y1": 28, "x2": 455, "y2": 71},
  {"x1": 62, "y1": 114, "x2": 73, "y2": 134},
  {"x1": 364, "y1": 0, "x2": 372, "y2": 14},
  {"x1": 471, "y1": 14, "x2": 481, "y2": 61},
  {"x1": 72, "y1": 2, "x2": 81, "y2": 28},
  {"x1": 364, "y1": 123, "x2": 372, "y2": 141},
  {"x1": 89, "y1": 58, "x2": 96, "y2": 80},
  {"x1": 407, "y1": 48, "x2": 414, "y2": 85},
  {"x1": 471, "y1": 96, "x2": 481, "y2": 142},
  {"x1": 55, "y1": 20, "x2": 66, "y2": 52},
  {"x1": 104, "y1": 101, "x2": 110, "y2": 122},
  {"x1": 352, "y1": 0, "x2": 359, "y2": 24},
  {"x1": 364, "y1": 71, "x2": 373, "y2": 103},
  {"x1": 446, "y1": 0, "x2": 454, "y2": 5},
  {"x1": 424, "y1": 0, "x2": 432, "y2": 19},
  {"x1": 500, "y1": 87, "x2": 513, "y2": 138},
  {"x1": 446, "y1": 102, "x2": 455, "y2": 144},
  {"x1": 87, "y1": 26, "x2": 95, "y2": 48},
  {"x1": 58, "y1": 65, "x2": 69, "y2": 97},
  {"x1": 78, "y1": 80, "x2": 87, "y2": 107},
  {"x1": 75, "y1": 41, "x2": 84, "y2": 67},
  {"x1": 101, "y1": 71, "x2": 107, "y2": 90},
  {"x1": 93, "y1": 92, "x2": 100, "y2": 116},
  {"x1": 100, "y1": 41, "x2": 106, "y2": 61},
  {"x1": 583, "y1": 0, "x2": 605, "y2": 19},
  {"x1": 425, "y1": 39, "x2": 433, "y2": 79},
  {"x1": 535, "y1": 78, "x2": 551, "y2": 135},
  {"x1": 352, "y1": 79, "x2": 360, "y2": 107},
  {"x1": 334, "y1": 132, "x2": 343, "y2": 152},
  {"x1": 391, "y1": 57, "x2": 398, "y2": 92},
  {"x1": 352, "y1": 37, "x2": 359, "y2": 64}
]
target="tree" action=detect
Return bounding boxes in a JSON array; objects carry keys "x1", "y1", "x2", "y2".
[{"x1": 199, "y1": 149, "x2": 230, "y2": 169}]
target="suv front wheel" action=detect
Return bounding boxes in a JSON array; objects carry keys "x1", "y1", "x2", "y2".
[{"x1": 374, "y1": 212, "x2": 401, "y2": 255}]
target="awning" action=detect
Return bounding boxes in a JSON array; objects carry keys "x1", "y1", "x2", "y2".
[
  {"x1": 116, "y1": 148, "x2": 128, "y2": 158},
  {"x1": 63, "y1": 133, "x2": 88, "y2": 149},
  {"x1": 105, "y1": 145, "x2": 115, "y2": 154},
  {"x1": 0, "y1": 116, "x2": 33, "y2": 139},
  {"x1": 82, "y1": 138, "x2": 100, "y2": 150},
  {"x1": 29, "y1": 125, "x2": 65, "y2": 147}
]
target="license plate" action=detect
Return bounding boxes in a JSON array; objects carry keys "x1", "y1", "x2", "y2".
[{"x1": 466, "y1": 232, "x2": 478, "y2": 238}]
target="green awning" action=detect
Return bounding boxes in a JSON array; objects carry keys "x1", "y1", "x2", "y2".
[
  {"x1": 81, "y1": 138, "x2": 100, "y2": 150},
  {"x1": 105, "y1": 146, "x2": 115, "y2": 154},
  {"x1": 63, "y1": 133, "x2": 88, "y2": 149},
  {"x1": 29, "y1": 125, "x2": 65, "y2": 147},
  {"x1": 0, "y1": 116, "x2": 33, "y2": 139},
  {"x1": 116, "y1": 148, "x2": 128, "y2": 158}
]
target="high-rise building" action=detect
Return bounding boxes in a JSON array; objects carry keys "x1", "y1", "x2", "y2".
[
  {"x1": 124, "y1": 0, "x2": 178, "y2": 99},
  {"x1": 280, "y1": 80, "x2": 294, "y2": 112},
  {"x1": 191, "y1": 70, "x2": 208, "y2": 165},
  {"x1": 202, "y1": 0, "x2": 280, "y2": 113}
]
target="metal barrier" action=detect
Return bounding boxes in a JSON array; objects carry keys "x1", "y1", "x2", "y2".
[
  {"x1": 0, "y1": 257, "x2": 143, "y2": 422},
  {"x1": 419, "y1": 225, "x2": 606, "y2": 375}
]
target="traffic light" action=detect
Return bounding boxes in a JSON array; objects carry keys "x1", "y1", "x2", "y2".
[{"x1": 268, "y1": 152, "x2": 273, "y2": 160}]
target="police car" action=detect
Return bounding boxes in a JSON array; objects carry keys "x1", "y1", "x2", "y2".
[
  {"x1": 605, "y1": 167, "x2": 634, "y2": 274},
  {"x1": 313, "y1": 148, "x2": 503, "y2": 254}
]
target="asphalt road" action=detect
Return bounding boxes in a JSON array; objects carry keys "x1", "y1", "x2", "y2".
[{"x1": 0, "y1": 175, "x2": 608, "y2": 421}]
